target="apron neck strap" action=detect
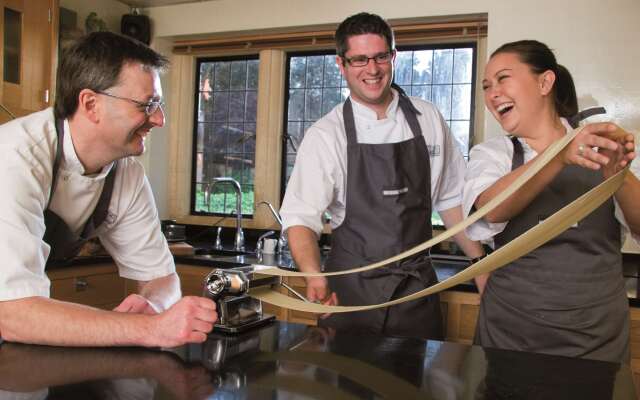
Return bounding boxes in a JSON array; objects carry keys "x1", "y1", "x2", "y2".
[{"x1": 48, "y1": 118, "x2": 65, "y2": 207}]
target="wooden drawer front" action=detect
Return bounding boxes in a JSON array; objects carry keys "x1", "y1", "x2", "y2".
[
  {"x1": 176, "y1": 265, "x2": 211, "y2": 297},
  {"x1": 629, "y1": 308, "x2": 640, "y2": 360},
  {"x1": 50, "y1": 273, "x2": 124, "y2": 307},
  {"x1": 441, "y1": 291, "x2": 481, "y2": 344},
  {"x1": 458, "y1": 304, "x2": 480, "y2": 342},
  {"x1": 180, "y1": 273, "x2": 207, "y2": 297},
  {"x1": 262, "y1": 302, "x2": 287, "y2": 321},
  {"x1": 285, "y1": 281, "x2": 317, "y2": 326},
  {"x1": 288, "y1": 308, "x2": 318, "y2": 326}
]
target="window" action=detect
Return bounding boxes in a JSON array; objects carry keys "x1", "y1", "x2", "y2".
[
  {"x1": 283, "y1": 52, "x2": 349, "y2": 179},
  {"x1": 282, "y1": 44, "x2": 476, "y2": 227},
  {"x1": 192, "y1": 56, "x2": 259, "y2": 216}
]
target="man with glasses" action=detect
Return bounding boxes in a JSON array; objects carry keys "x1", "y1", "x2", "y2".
[
  {"x1": 0, "y1": 32, "x2": 217, "y2": 347},
  {"x1": 281, "y1": 12, "x2": 485, "y2": 339}
]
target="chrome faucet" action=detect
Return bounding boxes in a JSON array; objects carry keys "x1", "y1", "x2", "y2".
[
  {"x1": 211, "y1": 177, "x2": 244, "y2": 251},
  {"x1": 256, "y1": 201, "x2": 287, "y2": 254}
]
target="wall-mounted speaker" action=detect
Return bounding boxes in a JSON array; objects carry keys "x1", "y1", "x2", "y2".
[{"x1": 121, "y1": 14, "x2": 151, "y2": 45}]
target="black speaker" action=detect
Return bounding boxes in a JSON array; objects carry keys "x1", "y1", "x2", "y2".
[{"x1": 121, "y1": 14, "x2": 151, "y2": 45}]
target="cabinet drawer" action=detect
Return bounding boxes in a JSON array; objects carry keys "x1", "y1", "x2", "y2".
[
  {"x1": 288, "y1": 309, "x2": 318, "y2": 326},
  {"x1": 50, "y1": 273, "x2": 124, "y2": 307},
  {"x1": 176, "y1": 264, "x2": 211, "y2": 297}
]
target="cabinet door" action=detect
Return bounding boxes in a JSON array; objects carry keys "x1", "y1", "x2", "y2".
[
  {"x1": 48, "y1": 264, "x2": 125, "y2": 308},
  {"x1": 440, "y1": 291, "x2": 480, "y2": 344},
  {"x1": 0, "y1": 0, "x2": 57, "y2": 123},
  {"x1": 176, "y1": 264, "x2": 210, "y2": 296}
]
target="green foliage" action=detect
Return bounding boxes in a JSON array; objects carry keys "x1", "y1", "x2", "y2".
[{"x1": 194, "y1": 187, "x2": 255, "y2": 215}]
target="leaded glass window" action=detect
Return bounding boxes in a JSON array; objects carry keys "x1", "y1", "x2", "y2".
[{"x1": 192, "y1": 56, "x2": 259, "y2": 216}]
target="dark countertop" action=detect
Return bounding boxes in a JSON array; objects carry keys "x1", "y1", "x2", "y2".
[{"x1": 0, "y1": 321, "x2": 634, "y2": 400}]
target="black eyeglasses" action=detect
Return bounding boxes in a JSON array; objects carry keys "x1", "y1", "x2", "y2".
[
  {"x1": 97, "y1": 92, "x2": 164, "y2": 116},
  {"x1": 344, "y1": 51, "x2": 393, "y2": 67}
]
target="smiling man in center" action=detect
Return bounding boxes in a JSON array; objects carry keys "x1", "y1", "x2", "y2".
[{"x1": 280, "y1": 12, "x2": 485, "y2": 339}]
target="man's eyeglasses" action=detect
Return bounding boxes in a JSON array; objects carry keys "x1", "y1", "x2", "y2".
[
  {"x1": 344, "y1": 52, "x2": 393, "y2": 67},
  {"x1": 97, "y1": 92, "x2": 164, "y2": 116}
]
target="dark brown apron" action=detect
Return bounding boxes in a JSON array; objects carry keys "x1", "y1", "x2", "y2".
[
  {"x1": 42, "y1": 118, "x2": 117, "y2": 266},
  {"x1": 474, "y1": 135, "x2": 629, "y2": 362},
  {"x1": 320, "y1": 88, "x2": 443, "y2": 340}
]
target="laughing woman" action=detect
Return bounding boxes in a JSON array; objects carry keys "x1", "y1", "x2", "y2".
[{"x1": 463, "y1": 40, "x2": 640, "y2": 362}]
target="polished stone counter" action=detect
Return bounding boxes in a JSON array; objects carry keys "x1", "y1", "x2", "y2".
[{"x1": 0, "y1": 321, "x2": 635, "y2": 400}]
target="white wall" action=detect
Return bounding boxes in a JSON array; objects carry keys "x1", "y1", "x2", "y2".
[{"x1": 142, "y1": 0, "x2": 640, "y2": 221}]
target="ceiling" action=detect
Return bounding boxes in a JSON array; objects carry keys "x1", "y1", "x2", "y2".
[{"x1": 118, "y1": 0, "x2": 212, "y2": 9}]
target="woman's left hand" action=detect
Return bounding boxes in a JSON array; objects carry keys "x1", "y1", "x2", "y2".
[
  {"x1": 566, "y1": 123, "x2": 635, "y2": 176},
  {"x1": 598, "y1": 125, "x2": 636, "y2": 179}
]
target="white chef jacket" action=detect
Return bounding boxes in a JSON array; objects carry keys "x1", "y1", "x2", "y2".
[
  {"x1": 463, "y1": 118, "x2": 640, "y2": 247},
  {"x1": 0, "y1": 108, "x2": 174, "y2": 302},
  {"x1": 281, "y1": 90, "x2": 467, "y2": 236}
]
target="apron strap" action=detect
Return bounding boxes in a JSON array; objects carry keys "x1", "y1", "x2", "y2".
[
  {"x1": 343, "y1": 98, "x2": 358, "y2": 147},
  {"x1": 49, "y1": 118, "x2": 65, "y2": 208},
  {"x1": 567, "y1": 106, "x2": 607, "y2": 129},
  {"x1": 510, "y1": 136, "x2": 525, "y2": 170}
]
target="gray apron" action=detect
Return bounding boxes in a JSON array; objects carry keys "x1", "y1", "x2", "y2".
[
  {"x1": 474, "y1": 135, "x2": 629, "y2": 362},
  {"x1": 42, "y1": 118, "x2": 117, "y2": 266},
  {"x1": 320, "y1": 89, "x2": 443, "y2": 340}
]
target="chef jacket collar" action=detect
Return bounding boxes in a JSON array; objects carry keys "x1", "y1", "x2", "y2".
[{"x1": 63, "y1": 118, "x2": 115, "y2": 179}]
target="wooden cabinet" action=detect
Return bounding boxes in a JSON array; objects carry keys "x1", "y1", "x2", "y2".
[
  {"x1": 629, "y1": 308, "x2": 640, "y2": 393},
  {"x1": 47, "y1": 263, "x2": 126, "y2": 310},
  {"x1": 0, "y1": 0, "x2": 58, "y2": 124},
  {"x1": 279, "y1": 276, "x2": 317, "y2": 326},
  {"x1": 440, "y1": 290, "x2": 480, "y2": 344},
  {"x1": 175, "y1": 263, "x2": 210, "y2": 296}
]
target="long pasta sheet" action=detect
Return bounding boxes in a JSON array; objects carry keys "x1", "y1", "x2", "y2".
[
  {"x1": 255, "y1": 127, "x2": 582, "y2": 278},
  {"x1": 249, "y1": 166, "x2": 628, "y2": 313}
]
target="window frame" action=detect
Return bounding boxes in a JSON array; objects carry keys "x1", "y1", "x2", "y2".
[
  {"x1": 395, "y1": 41, "x2": 479, "y2": 158},
  {"x1": 190, "y1": 54, "x2": 260, "y2": 218}
]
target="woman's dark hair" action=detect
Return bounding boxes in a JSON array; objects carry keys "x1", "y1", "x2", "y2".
[
  {"x1": 54, "y1": 31, "x2": 169, "y2": 119},
  {"x1": 491, "y1": 40, "x2": 578, "y2": 119},
  {"x1": 335, "y1": 12, "x2": 394, "y2": 60}
]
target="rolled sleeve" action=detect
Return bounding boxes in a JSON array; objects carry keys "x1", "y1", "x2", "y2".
[
  {"x1": 424, "y1": 105, "x2": 465, "y2": 212},
  {"x1": 281, "y1": 128, "x2": 337, "y2": 237},
  {"x1": 463, "y1": 137, "x2": 513, "y2": 242},
  {"x1": 0, "y1": 147, "x2": 52, "y2": 301}
]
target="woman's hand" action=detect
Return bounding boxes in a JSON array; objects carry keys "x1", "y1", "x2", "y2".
[
  {"x1": 561, "y1": 122, "x2": 625, "y2": 170},
  {"x1": 599, "y1": 128, "x2": 636, "y2": 179}
]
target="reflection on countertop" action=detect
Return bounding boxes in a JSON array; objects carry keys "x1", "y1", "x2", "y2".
[{"x1": 0, "y1": 321, "x2": 635, "y2": 400}]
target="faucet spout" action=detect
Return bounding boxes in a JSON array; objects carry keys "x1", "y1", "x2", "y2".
[{"x1": 211, "y1": 177, "x2": 244, "y2": 251}]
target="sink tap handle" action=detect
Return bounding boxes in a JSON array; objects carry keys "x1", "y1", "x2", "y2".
[{"x1": 255, "y1": 230, "x2": 275, "y2": 255}]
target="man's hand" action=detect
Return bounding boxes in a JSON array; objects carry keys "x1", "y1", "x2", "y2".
[
  {"x1": 149, "y1": 296, "x2": 218, "y2": 347},
  {"x1": 113, "y1": 294, "x2": 158, "y2": 315},
  {"x1": 305, "y1": 276, "x2": 338, "y2": 319}
]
